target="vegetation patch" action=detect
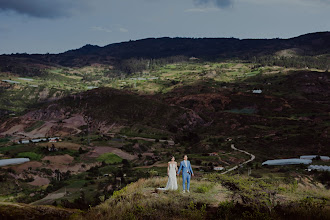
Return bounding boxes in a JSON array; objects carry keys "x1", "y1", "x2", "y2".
[
  {"x1": 24, "y1": 121, "x2": 45, "y2": 132},
  {"x1": 225, "y1": 107, "x2": 257, "y2": 114},
  {"x1": 0, "y1": 145, "x2": 24, "y2": 154},
  {"x1": 97, "y1": 153, "x2": 122, "y2": 164},
  {"x1": 0, "y1": 138, "x2": 10, "y2": 143},
  {"x1": 195, "y1": 183, "x2": 214, "y2": 193},
  {"x1": 17, "y1": 152, "x2": 42, "y2": 161}
]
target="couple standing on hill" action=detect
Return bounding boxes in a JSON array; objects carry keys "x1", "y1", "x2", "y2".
[{"x1": 157, "y1": 155, "x2": 194, "y2": 193}]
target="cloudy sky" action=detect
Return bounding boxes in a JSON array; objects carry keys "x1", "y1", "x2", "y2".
[{"x1": 0, "y1": 0, "x2": 329, "y2": 54}]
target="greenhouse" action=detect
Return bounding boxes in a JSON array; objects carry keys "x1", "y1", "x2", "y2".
[
  {"x1": 0, "y1": 158, "x2": 30, "y2": 167},
  {"x1": 308, "y1": 165, "x2": 330, "y2": 172},
  {"x1": 300, "y1": 155, "x2": 330, "y2": 161},
  {"x1": 262, "y1": 158, "x2": 312, "y2": 166}
]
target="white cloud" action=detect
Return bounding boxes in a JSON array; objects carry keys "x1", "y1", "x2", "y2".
[
  {"x1": 91, "y1": 26, "x2": 112, "y2": 33},
  {"x1": 119, "y1": 27, "x2": 128, "y2": 33},
  {"x1": 184, "y1": 7, "x2": 220, "y2": 12},
  {"x1": 193, "y1": 0, "x2": 233, "y2": 8},
  {"x1": 245, "y1": 0, "x2": 330, "y2": 7}
]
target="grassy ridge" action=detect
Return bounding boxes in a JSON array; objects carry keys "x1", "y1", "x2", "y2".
[
  {"x1": 85, "y1": 174, "x2": 330, "y2": 220},
  {"x1": 0, "y1": 202, "x2": 79, "y2": 220}
]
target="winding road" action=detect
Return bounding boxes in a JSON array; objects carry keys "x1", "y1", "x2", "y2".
[{"x1": 221, "y1": 144, "x2": 255, "y2": 175}]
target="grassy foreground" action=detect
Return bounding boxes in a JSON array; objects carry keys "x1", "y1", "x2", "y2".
[
  {"x1": 82, "y1": 174, "x2": 330, "y2": 220},
  {"x1": 0, "y1": 173, "x2": 329, "y2": 219}
]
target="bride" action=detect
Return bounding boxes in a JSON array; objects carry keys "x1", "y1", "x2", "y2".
[{"x1": 157, "y1": 156, "x2": 178, "y2": 191}]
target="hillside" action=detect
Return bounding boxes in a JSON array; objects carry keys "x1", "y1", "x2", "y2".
[
  {"x1": 0, "y1": 87, "x2": 201, "y2": 139},
  {"x1": 1, "y1": 69, "x2": 329, "y2": 158},
  {"x1": 0, "y1": 202, "x2": 78, "y2": 220},
  {"x1": 0, "y1": 32, "x2": 329, "y2": 219},
  {"x1": 66, "y1": 32, "x2": 330, "y2": 60}
]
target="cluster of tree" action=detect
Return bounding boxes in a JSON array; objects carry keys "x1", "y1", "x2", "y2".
[
  {"x1": 59, "y1": 191, "x2": 90, "y2": 210},
  {"x1": 0, "y1": 57, "x2": 47, "y2": 76},
  {"x1": 0, "y1": 173, "x2": 8, "y2": 182},
  {"x1": 315, "y1": 171, "x2": 330, "y2": 188},
  {"x1": 112, "y1": 55, "x2": 189, "y2": 75},
  {"x1": 253, "y1": 55, "x2": 329, "y2": 70}
]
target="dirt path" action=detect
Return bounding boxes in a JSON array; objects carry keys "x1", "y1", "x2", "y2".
[
  {"x1": 221, "y1": 144, "x2": 255, "y2": 175},
  {"x1": 0, "y1": 201, "x2": 24, "y2": 207},
  {"x1": 31, "y1": 192, "x2": 66, "y2": 205}
]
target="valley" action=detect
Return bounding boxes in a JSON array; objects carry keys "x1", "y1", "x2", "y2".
[{"x1": 0, "y1": 33, "x2": 329, "y2": 219}]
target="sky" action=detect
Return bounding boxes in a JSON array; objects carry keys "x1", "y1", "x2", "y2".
[{"x1": 0, "y1": 0, "x2": 329, "y2": 54}]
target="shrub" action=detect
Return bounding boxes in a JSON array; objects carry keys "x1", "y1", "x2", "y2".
[
  {"x1": 195, "y1": 184, "x2": 213, "y2": 193},
  {"x1": 0, "y1": 138, "x2": 9, "y2": 143},
  {"x1": 216, "y1": 201, "x2": 236, "y2": 219},
  {"x1": 182, "y1": 201, "x2": 206, "y2": 220}
]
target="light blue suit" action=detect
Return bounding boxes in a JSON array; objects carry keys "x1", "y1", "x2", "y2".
[{"x1": 177, "y1": 160, "x2": 194, "y2": 191}]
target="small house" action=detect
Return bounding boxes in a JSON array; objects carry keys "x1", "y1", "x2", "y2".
[
  {"x1": 31, "y1": 139, "x2": 43, "y2": 143},
  {"x1": 209, "y1": 152, "x2": 218, "y2": 156},
  {"x1": 300, "y1": 155, "x2": 330, "y2": 161},
  {"x1": 48, "y1": 137, "x2": 60, "y2": 143},
  {"x1": 308, "y1": 165, "x2": 330, "y2": 172},
  {"x1": 214, "y1": 167, "x2": 224, "y2": 171},
  {"x1": 189, "y1": 57, "x2": 199, "y2": 61}
]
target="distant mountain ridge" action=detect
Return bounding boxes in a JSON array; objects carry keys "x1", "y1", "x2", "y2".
[
  {"x1": 0, "y1": 31, "x2": 329, "y2": 68},
  {"x1": 62, "y1": 31, "x2": 330, "y2": 60}
]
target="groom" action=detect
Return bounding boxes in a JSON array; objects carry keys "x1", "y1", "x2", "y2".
[{"x1": 177, "y1": 155, "x2": 194, "y2": 193}]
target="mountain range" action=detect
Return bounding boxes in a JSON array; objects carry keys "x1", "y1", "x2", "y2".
[{"x1": 0, "y1": 31, "x2": 329, "y2": 69}]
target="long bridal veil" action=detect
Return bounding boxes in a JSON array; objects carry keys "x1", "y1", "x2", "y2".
[{"x1": 157, "y1": 163, "x2": 178, "y2": 191}]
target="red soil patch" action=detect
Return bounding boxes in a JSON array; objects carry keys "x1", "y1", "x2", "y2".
[
  {"x1": 14, "y1": 161, "x2": 43, "y2": 173},
  {"x1": 28, "y1": 176, "x2": 50, "y2": 186},
  {"x1": 62, "y1": 114, "x2": 86, "y2": 128},
  {"x1": 42, "y1": 154, "x2": 74, "y2": 165},
  {"x1": 38, "y1": 142, "x2": 82, "y2": 150},
  {"x1": 44, "y1": 162, "x2": 100, "y2": 173}
]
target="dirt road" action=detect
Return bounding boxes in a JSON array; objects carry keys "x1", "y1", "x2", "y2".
[{"x1": 221, "y1": 144, "x2": 255, "y2": 174}]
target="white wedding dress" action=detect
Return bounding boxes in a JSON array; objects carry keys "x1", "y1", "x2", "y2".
[{"x1": 157, "y1": 163, "x2": 178, "y2": 191}]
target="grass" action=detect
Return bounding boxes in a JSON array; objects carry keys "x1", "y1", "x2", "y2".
[
  {"x1": 24, "y1": 121, "x2": 45, "y2": 132},
  {"x1": 119, "y1": 126, "x2": 170, "y2": 140},
  {"x1": 17, "y1": 152, "x2": 42, "y2": 161},
  {"x1": 195, "y1": 183, "x2": 214, "y2": 193},
  {"x1": 0, "y1": 145, "x2": 24, "y2": 154},
  {"x1": 97, "y1": 153, "x2": 123, "y2": 164},
  {"x1": 0, "y1": 201, "x2": 78, "y2": 219},
  {"x1": 83, "y1": 173, "x2": 330, "y2": 220},
  {"x1": 85, "y1": 177, "x2": 227, "y2": 220},
  {"x1": 0, "y1": 138, "x2": 10, "y2": 143}
]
